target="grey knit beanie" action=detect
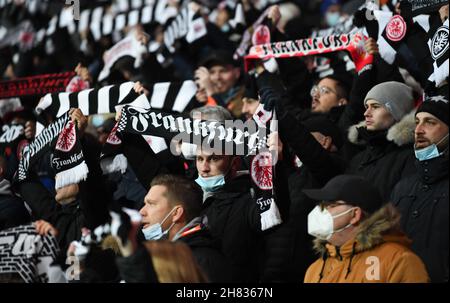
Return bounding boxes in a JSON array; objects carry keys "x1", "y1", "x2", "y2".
[{"x1": 364, "y1": 81, "x2": 414, "y2": 121}]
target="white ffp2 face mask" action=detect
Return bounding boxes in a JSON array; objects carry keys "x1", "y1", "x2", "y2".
[{"x1": 307, "y1": 205, "x2": 355, "y2": 240}]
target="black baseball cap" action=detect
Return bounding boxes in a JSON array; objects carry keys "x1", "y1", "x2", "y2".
[
  {"x1": 199, "y1": 50, "x2": 241, "y2": 69},
  {"x1": 303, "y1": 175, "x2": 383, "y2": 214}
]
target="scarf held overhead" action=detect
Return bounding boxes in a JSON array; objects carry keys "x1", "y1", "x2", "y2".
[
  {"x1": 244, "y1": 33, "x2": 372, "y2": 72},
  {"x1": 17, "y1": 112, "x2": 69, "y2": 182},
  {"x1": 0, "y1": 72, "x2": 75, "y2": 99}
]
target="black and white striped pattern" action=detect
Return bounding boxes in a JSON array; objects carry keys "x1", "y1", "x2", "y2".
[
  {"x1": 37, "y1": 80, "x2": 198, "y2": 118},
  {"x1": 34, "y1": 0, "x2": 176, "y2": 46},
  {"x1": 0, "y1": 0, "x2": 46, "y2": 15},
  {"x1": 18, "y1": 112, "x2": 70, "y2": 182}
]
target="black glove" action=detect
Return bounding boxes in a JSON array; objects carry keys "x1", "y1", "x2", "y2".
[{"x1": 258, "y1": 87, "x2": 281, "y2": 112}]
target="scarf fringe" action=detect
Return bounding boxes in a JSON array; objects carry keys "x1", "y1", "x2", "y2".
[
  {"x1": 100, "y1": 154, "x2": 128, "y2": 175},
  {"x1": 55, "y1": 161, "x2": 89, "y2": 190},
  {"x1": 260, "y1": 199, "x2": 282, "y2": 231}
]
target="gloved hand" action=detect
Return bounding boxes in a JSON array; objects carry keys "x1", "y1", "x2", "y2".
[{"x1": 258, "y1": 86, "x2": 281, "y2": 112}]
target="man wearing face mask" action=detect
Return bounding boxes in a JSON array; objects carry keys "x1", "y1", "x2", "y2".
[
  {"x1": 303, "y1": 174, "x2": 429, "y2": 283},
  {"x1": 185, "y1": 106, "x2": 262, "y2": 282},
  {"x1": 391, "y1": 95, "x2": 449, "y2": 283},
  {"x1": 138, "y1": 174, "x2": 232, "y2": 282},
  {"x1": 321, "y1": 0, "x2": 343, "y2": 28}
]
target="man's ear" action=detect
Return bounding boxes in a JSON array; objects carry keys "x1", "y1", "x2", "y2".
[
  {"x1": 0, "y1": 166, "x2": 3, "y2": 178},
  {"x1": 338, "y1": 98, "x2": 348, "y2": 106},
  {"x1": 233, "y1": 67, "x2": 241, "y2": 80},
  {"x1": 172, "y1": 206, "x2": 185, "y2": 223},
  {"x1": 350, "y1": 207, "x2": 363, "y2": 225},
  {"x1": 231, "y1": 156, "x2": 241, "y2": 172}
]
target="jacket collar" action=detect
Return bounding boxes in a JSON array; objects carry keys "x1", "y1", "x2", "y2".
[
  {"x1": 348, "y1": 110, "x2": 416, "y2": 147},
  {"x1": 415, "y1": 153, "x2": 449, "y2": 184},
  {"x1": 313, "y1": 204, "x2": 411, "y2": 257}
]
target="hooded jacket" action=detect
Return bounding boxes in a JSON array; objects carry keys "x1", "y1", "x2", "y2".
[
  {"x1": 391, "y1": 152, "x2": 449, "y2": 282},
  {"x1": 304, "y1": 204, "x2": 429, "y2": 283},
  {"x1": 346, "y1": 110, "x2": 417, "y2": 201}
]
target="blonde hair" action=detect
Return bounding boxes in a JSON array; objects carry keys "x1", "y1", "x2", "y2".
[{"x1": 144, "y1": 240, "x2": 209, "y2": 283}]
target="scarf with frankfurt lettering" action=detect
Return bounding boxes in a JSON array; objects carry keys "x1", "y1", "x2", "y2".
[
  {"x1": 116, "y1": 105, "x2": 267, "y2": 157},
  {"x1": 116, "y1": 105, "x2": 282, "y2": 231},
  {"x1": 0, "y1": 72, "x2": 75, "y2": 99},
  {"x1": 51, "y1": 120, "x2": 88, "y2": 190},
  {"x1": 401, "y1": 0, "x2": 448, "y2": 17},
  {"x1": 244, "y1": 33, "x2": 373, "y2": 73},
  {"x1": 0, "y1": 224, "x2": 62, "y2": 283}
]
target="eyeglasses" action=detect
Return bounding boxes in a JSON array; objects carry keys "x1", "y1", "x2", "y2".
[{"x1": 310, "y1": 85, "x2": 338, "y2": 97}]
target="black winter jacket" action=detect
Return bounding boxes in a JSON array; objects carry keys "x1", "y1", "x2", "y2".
[
  {"x1": 347, "y1": 120, "x2": 417, "y2": 201},
  {"x1": 201, "y1": 174, "x2": 262, "y2": 282},
  {"x1": 175, "y1": 217, "x2": 233, "y2": 282},
  {"x1": 391, "y1": 154, "x2": 449, "y2": 282}
]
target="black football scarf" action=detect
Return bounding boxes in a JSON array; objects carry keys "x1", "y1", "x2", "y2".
[
  {"x1": 402, "y1": 0, "x2": 448, "y2": 17},
  {"x1": 99, "y1": 121, "x2": 127, "y2": 175},
  {"x1": 116, "y1": 105, "x2": 282, "y2": 231},
  {"x1": 116, "y1": 105, "x2": 267, "y2": 156},
  {"x1": 17, "y1": 112, "x2": 69, "y2": 183},
  {"x1": 36, "y1": 80, "x2": 198, "y2": 119},
  {"x1": 0, "y1": 224, "x2": 62, "y2": 283},
  {"x1": 234, "y1": 8, "x2": 270, "y2": 58},
  {"x1": 51, "y1": 120, "x2": 88, "y2": 190},
  {"x1": 149, "y1": 3, "x2": 207, "y2": 65},
  {"x1": 36, "y1": 80, "x2": 198, "y2": 155},
  {"x1": 246, "y1": 105, "x2": 282, "y2": 231},
  {"x1": 417, "y1": 16, "x2": 449, "y2": 87}
]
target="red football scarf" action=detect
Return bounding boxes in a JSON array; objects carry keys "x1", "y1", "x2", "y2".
[
  {"x1": 244, "y1": 33, "x2": 373, "y2": 73},
  {"x1": 0, "y1": 72, "x2": 75, "y2": 99}
]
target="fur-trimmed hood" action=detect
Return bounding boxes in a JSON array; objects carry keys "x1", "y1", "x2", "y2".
[
  {"x1": 348, "y1": 110, "x2": 416, "y2": 147},
  {"x1": 313, "y1": 204, "x2": 410, "y2": 256}
]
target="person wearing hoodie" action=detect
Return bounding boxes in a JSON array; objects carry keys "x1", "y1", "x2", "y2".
[
  {"x1": 391, "y1": 95, "x2": 449, "y2": 283},
  {"x1": 303, "y1": 175, "x2": 429, "y2": 283},
  {"x1": 0, "y1": 155, "x2": 31, "y2": 230}
]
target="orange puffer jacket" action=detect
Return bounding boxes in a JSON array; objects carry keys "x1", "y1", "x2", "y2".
[{"x1": 304, "y1": 204, "x2": 429, "y2": 283}]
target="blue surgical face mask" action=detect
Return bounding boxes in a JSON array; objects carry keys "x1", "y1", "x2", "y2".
[
  {"x1": 414, "y1": 134, "x2": 449, "y2": 161},
  {"x1": 142, "y1": 207, "x2": 177, "y2": 240},
  {"x1": 325, "y1": 12, "x2": 341, "y2": 27},
  {"x1": 221, "y1": 23, "x2": 230, "y2": 33},
  {"x1": 195, "y1": 174, "x2": 226, "y2": 192}
]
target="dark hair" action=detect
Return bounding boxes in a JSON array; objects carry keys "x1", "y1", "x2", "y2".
[
  {"x1": 323, "y1": 76, "x2": 351, "y2": 100},
  {"x1": 150, "y1": 174, "x2": 203, "y2": 222}
]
